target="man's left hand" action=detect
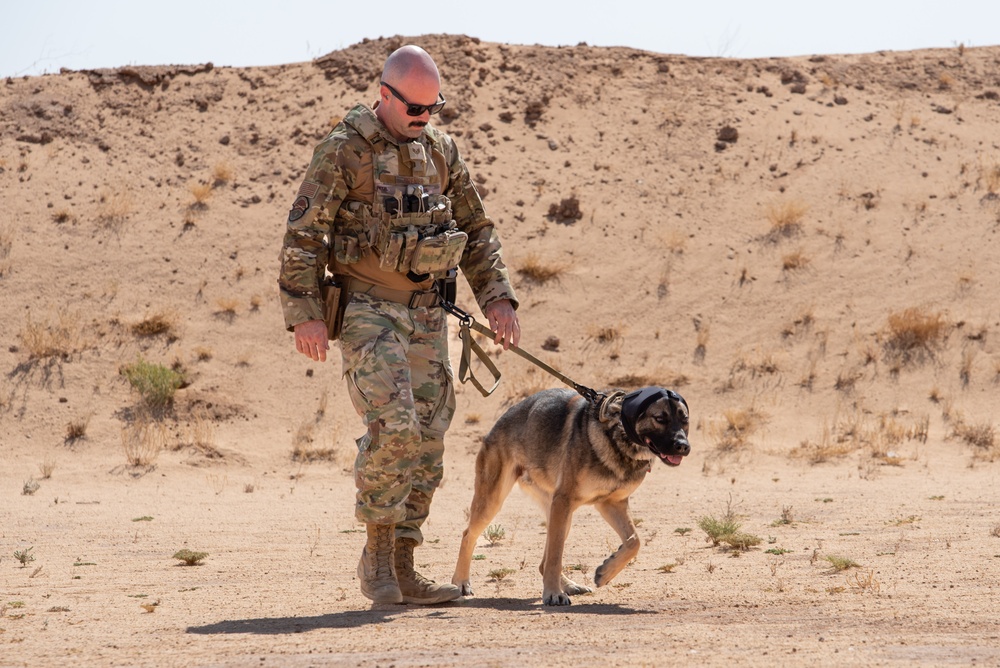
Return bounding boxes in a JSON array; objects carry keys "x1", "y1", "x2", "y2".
[{"x1": 485, "y1": 299, "x2": 520, "y2": 350}]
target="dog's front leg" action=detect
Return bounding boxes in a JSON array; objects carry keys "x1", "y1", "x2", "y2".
[
  {"x1": 593, "y1": 498, "x2": 640, "y2": 587},
  {"x1": 542, "y1": 493, "x2": 574, "y2": 606}
]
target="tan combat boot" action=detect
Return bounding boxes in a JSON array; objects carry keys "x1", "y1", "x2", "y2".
[
  {"x1": 357, "y1": 523, "x2": 403, "y2": 604},
  {"x1": 395, "y1": 537, "x2": 462, "y2": 604}
]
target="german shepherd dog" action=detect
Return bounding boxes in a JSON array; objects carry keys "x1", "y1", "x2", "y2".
[{"x1": 452, "y1": 386, "x2": 690, "y2": 606}]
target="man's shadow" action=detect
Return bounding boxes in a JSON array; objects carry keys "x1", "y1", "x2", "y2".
[{"x1": 186, "y1": 598, "x2": 655, "y2": 635}]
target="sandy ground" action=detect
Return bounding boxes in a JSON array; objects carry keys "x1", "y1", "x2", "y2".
[{"x1": 3, "y1": 34, "x2": 1000, "y2": 666}]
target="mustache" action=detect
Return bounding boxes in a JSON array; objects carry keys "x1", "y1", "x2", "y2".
[{"x1": 409, "y1": 121, "x2": 427, "y2": 128}]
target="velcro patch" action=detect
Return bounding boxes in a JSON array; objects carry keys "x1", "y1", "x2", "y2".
[
  {"x1": 288, "y1": 195, "x2": 310, "y2": 222},
  {"x1": 297, "y1": 181, "x2": 320, "y2": 199}
]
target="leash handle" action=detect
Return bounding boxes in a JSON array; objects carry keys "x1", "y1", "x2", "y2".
[{"x1": 441, "y1": 300, "x2": 602, "y2": 403}]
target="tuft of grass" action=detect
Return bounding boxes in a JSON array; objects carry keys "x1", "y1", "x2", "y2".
[
  {"x1": 121, "y1": 413, "x2": 168, "y2": 467},
  {"x1": 764, "y1": 200, "x2": 808, "y2": 240},
  {"x1": 96, "y1": 188, "x2": 134, "y2": 231},
  {"x1": 132, "y1": 516, "x2": 154, "y2": 522},
  {"x1": 120, "y1": 358, "x2": 185, "y2": 409},
  {"x1": 189, "y1": 181, "x2": 213, "y2": 207},
  {"x1": 781, "y1": 249, "x2": 810, "y2": 272},
  {"x1": 883, "y1": 307, "x2": 948, "y2": 362},
  {"x1": 214, "y1": 297, "x2": 240, "y2": 320},
  {"x1": 657, "y1": 563, "x2": 679, "y2": 573},
  {"x1": 516, "y1": 253, "x2": 566, "y2": 285},
  {"x1": 698, "y1": 515, "x2": 742, "y2": 547},
  {"x1": 37, "y1": 458, "x2": 56, "y2": 480},
  {"x1": 709, "y1": 405, "x2": 767, "y2": 451},
  {"x1": 825, "y1": 555, "x2": 860, "y2": 571},
  {"x1": 211, "y1": 161, "x2": 234, "y2": 186},
  {"x1": 483, "y1": 523, "x2": 506, "y2": 545},
  {"x1": 18, "y1": 311, "x2": 91, "y2": 360},
  {"x1": 172, "y1": 549, "x2": 208, "y2": 566},
  {"x1": 674, "y1": 527, "x2": 692, "y2": 536},
  {"x1": 22, "y1": 478, "x2": 40, "y2": 496},
  {"x1": 66, "y1": 416, "x2": 90, "y2": 442},
  {"x1": 131, "y1": 311, "x2": 178, "y2": 339}
]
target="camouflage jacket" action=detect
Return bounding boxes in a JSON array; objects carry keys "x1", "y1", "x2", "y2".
[{"x1": 278, "y1": 103, "x2": 518, "y2": 330}]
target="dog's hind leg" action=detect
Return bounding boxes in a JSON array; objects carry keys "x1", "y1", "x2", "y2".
[
  {"x1": 592, "y1": 498, "x2": 640, "y2": 588},
  {"x1": 451, "y1": 445, "x2": 519, "y2": 596}
]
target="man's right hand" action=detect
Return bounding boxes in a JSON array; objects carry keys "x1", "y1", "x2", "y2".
[{"x1": 294, "y1": 319, "x2": 330, "y2": 362}]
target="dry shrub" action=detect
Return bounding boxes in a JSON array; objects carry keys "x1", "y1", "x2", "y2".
[
  {"x1": 764, "y1": 200, "x2": 808, "y2": 241},
  {"x1": 211, "y1": 161, "x2": 234, "y2": 186},
  {"x1": 978, "y1": 157, "x2": 1000, "y2": 194},
  {"x1": 499, "y1": 369, "x2": 549, "y2": 410},
  {"x1": 190, "y1": 182, "x2": 213, "y2": 207},
  {"x1": 710, "y1": 405, "x2": 767, "y2": 452},
  {"x1": 950, "y1": 415, "x2": 997, "y2": 460},
  {"x1": 781, "y1": 249, "x2": 810, "y2": 272},
  {"x1": 516, "y1": 253, "x2": 566, "y2": 285},
  {"x1": 794, "y1": 410, "x2": 929, "y2": 464},
  {"x1": 96, "y1": 188, "x2": 134, "y2": 230},
  {"x1": 19, "y1": 311, "x2": 91, "y2": 360},
  {"x1": 121, "y1": 412, "x2": 168, "y2": 467},
  {"x1": 65, "y1": 416, "x2": 91, "y2": 442},
  {"x1": 214, "y1": 297, "x2": 240, "y2": 320},
  {"x1": 883, "y1": 307, "x2": 948, "y2": 364},
  {"x1": 132, "y1": 310, "x2": 178, "y2": 339}
]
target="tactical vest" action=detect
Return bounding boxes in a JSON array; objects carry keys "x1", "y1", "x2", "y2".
[{"x1": 332, "y1": 107, "x2": 467, "y2": 281}]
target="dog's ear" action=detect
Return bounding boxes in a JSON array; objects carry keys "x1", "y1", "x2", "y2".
[{"x1": 665, "y1": 389, "x2": 688, "y2": 412}]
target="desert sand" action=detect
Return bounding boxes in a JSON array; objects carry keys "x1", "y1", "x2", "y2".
[{"x1": 2, "y1": 34, "x2": 1000, "y2": 667}]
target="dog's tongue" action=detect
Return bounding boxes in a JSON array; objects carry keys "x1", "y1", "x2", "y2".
[{"x1": 661, "y1": 453, "x2": 684, "y2": 466}]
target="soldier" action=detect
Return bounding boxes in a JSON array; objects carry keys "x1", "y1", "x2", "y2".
[{"x1": 278, "y1": 45, "x2": 520, "y2": 605}]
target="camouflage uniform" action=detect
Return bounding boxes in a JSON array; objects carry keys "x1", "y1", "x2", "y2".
[{"x1": 278, "y1": 103, "x2": 517, "y2": 545}]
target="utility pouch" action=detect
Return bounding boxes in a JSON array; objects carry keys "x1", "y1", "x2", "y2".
[
  {"x1": 320, "y1": 278, "x2": 347, "y2": 341},
  {"x1": 378, "y1": 230, "x2": 406, "y2": 272},
  {"x1": 410, "y1": 228, "x2": 468, "y2": 275},
  {"x1": 436, "y1": 269, "x2": 458, "y2": 304}
]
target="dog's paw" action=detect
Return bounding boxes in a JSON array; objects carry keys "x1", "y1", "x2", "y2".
[
  {"x1": 594, "y1": 563, "x2": 611, "y2": 588},
  {"x1": 543, "y1": 590, "x2": 572, "y2": 606},
  {"x1": 453, "y1": 579, "x2": 474, "y2": 597},
  {"x1": 560, "y1": 574, "x2": 592, "y2": 596}
]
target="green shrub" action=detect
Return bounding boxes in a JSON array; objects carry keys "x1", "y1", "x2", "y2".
[{"x1": 121, "y1": 358, "x2": 185, "y2": 408}]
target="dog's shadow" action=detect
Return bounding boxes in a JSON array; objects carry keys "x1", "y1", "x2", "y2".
[{"x1": 186, "y1": 598, "x2": 654, "y2": 635}]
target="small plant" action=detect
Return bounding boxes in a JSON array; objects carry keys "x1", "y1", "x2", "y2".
[
  {"x1": 120, "y1": 358, "x2": 185, "y2": 409},
  {"x1": 487, "y1": 567, "x2": 516, "y2": 581},
  {"x1": 472, "y1": 554, "x2": 486, "y2": 560},
  {"x1": 825, "y1": 555, "x2": 860, "y2": 571},
  {"x1": 172, "y1": 549, "x2": 208, "y2": 566},
  {"x1": 721, "y1": 533, "x2": 762, "y2": 551},
  {"x1": 991, "y1": 523, "x2": 1000, "y2": 538},
  {"x1": 781, "y1": 249, "x2": 810, "y2": 272},
  {"x1": 18, "y1": 311, "x2": 90, "y2": 360},
  {"x1": 212, "y1": 161, "x2": 234, "y2": 185},
  {"x1": 131, "y1": 311, "x2": 177, "y2": 339},
  {"x1": 698, "y1": 515, "x2": 741, "y2": 547},
  {"x1": 37, "y1": 458, "x2": 56, "y2": 480},
  {"x1": 883, "y1": 307, "x2": 948, "y2": 362},
  {"x1": 189, "y1": 181, "x2": 213, "y2": 207},
  {"x1": 96, "y1": 188, "x2": 134, "y2": 231},
  {"x1": 120, "y1": 414, "x2": 168, "y2": 467},
  {"x1": 13, "y1": 547, "x2": 35, "y2": 567},
  {"x1": 764, "y1": 200, "x2": 808, "y2": 240},
  {"x1": 772, "y1": 505, "x2": 794, "y2": 526},
  {"x1": 132, "y1": 516, "x2": 153, "y2": 522},
  {"x1": 214, "y1": 297, "x2": 240, "y2": 320},
  {"x1": 66, "y1": 416, "x2": 90, "y2": 442},
  {"x1": 765, "y1": 548, "x2": 793, "y2": 555},
  {"x1": 483, "y1": 523, "x2": 506, "y2": 545},
  {"x1": 516, "y1": 253, "x2": 566, "y2": 285},
  {"x1": 657, "y1": 563, "x2": 679, "y2": 573},
  {"x1": 848, "y1": 569, "x2": 881, "y2": 594},
  {"x1": 22, "y1": 478, "x2": 40, "y2": 496},
  {"x1": 140, "y1": 600, "x2": 161, "y2": 613},
  {"x1": 674, "y1": 527, "x2": 692, "y2": 536},
  {"x1": 51, "y1": 208, "x2": 74, "y2": 224}
]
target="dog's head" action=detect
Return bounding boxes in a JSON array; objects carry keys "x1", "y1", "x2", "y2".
[{"x1": 620, "y1": 387, "x2": 690, "y2": 467}]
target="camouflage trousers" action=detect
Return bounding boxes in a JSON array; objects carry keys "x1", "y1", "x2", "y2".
[{"x1": 339, "y1": 292, "x2": 456, "y2": 545}]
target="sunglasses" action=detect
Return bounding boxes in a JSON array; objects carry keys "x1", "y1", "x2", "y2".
[{"x1": 381, "y1": 81, "x2": 446, "y2": 116}]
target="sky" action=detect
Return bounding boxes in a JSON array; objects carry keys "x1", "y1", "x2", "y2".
[{"x1": 2, "y1": 0, "x2": 999, "y2": 79}]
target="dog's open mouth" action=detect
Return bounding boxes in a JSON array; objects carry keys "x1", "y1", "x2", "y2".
[{"x1": 645, "y1": 438, "x2": 685, "y2": 466}]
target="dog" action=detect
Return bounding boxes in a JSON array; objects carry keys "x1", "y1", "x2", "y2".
[{"x1": 452, "y1": 386, "x2": 690, "y2": 606}]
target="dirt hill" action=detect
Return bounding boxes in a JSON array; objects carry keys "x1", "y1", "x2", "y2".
[{"x1": 2, "y1": 34, "x2": 999, "y2": 667}]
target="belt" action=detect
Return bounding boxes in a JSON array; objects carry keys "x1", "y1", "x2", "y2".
[{"x1": 342, "y1": 277, "x2": 440, "y2": 309}]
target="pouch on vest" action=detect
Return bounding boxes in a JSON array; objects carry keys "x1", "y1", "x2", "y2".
[
  {"x1": 410, "y1": 228, "x2": 468, "y2": 275},
  {"x1": 320, "y1": 278, "x2": 347, "y2": 341}
]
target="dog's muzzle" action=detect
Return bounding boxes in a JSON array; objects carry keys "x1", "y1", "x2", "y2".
[{"x1": 621, "y1": 387, "x2": 690, "y2": 467}]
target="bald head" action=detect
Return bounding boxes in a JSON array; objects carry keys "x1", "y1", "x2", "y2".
[
  {"x1": 381, "y1": 45, "x2": 440, "y2": 88},
  {"x1": 376, "y1": 45, "x2": 444, "y2": 141}
]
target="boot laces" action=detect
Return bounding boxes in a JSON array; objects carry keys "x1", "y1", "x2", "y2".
[{"x1": 373, "y1": 525, "x2": 395, "y2": 578}]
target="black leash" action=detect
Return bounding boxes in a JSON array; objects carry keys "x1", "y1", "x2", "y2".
[{"x1": 440, "y1": 300, "x2": 603, "y2": 404}]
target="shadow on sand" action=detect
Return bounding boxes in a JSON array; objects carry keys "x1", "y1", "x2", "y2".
[{"x1": 186, "y1": 597, "x2": 656, "y2": 635}]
